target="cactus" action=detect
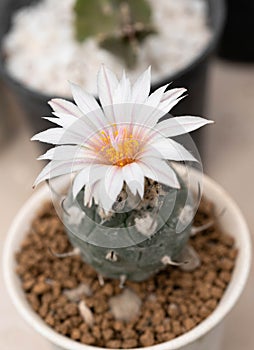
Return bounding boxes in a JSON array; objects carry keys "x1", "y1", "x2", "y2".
[
  {"x1": 63, "y1": 174, "x2": 194, "y2": 282},
  {"x1": 33, "y1": 65, "x2": 212, "y2": 284},
  {"x1": 74, "y1": 0, "x2": 155, "y2": 68}
]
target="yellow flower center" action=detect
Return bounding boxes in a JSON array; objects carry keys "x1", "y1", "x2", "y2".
[{"x1": 98, "y1": 126, "x2": 140, "y2": 167}]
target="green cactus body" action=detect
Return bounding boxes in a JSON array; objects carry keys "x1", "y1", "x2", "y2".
[
  {"x1": 74, "y1": 0, "x2": 155, "y2": 68},
  {"x1": 63, "y1": 175, "x2": 194, "y2": 282}
]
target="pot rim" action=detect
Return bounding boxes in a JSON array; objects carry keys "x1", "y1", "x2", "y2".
[
  {"x1": 0, "y1": 0, "x2": 226, "y2": 101},
  {"x1": 3, "y1": 172, "x2": 251, "y2": 350}
]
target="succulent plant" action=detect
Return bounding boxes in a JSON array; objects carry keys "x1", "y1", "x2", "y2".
[
  {"x1": 32, "y1": 65, "x2": 213, "y2": 283},
  {"x1": 63, "y1": 175, "x2": 194, "y2": 282},
  {"x1": 74, "y1": 0, "x2": 155, "y2": 68}
]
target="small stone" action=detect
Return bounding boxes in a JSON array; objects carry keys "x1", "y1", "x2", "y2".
[
  {"x1": 33, "y1": 282, "x2": 50, "y2": 295},
  {"x1": 219, "y1": 258, "x2": 235, "y2": 271},
  {"x1": 206, "y1": 299, "x2": 218, "y2": 310},
  {"x1": 204, "y1": 271, "x2": 216, "y2": 283},
  {"x1": 64, "y1": 283, "x2": 92, "y2": 302},
  {"x1": 122, "y1": 328, "x2": 136, "y2": 340},
  {"x1": 179, "y1": 303, "x2": 188, "y2": 314},
  {"x1": 106, "y1": 340, "x2": 122, "y2": 348},
  {"x1": 71, "y1": 328, "x2": 81, "y2": 340},
  {"x1": 151, "y1": 308, "x2": 165, "y2": 325},
  {"x1": 211, "y1": 286, "x2": 224, "y2": 299},
  {"x1": 69, "y1": 316, "x2": 82, "y2": 327},
  {"x1": 228, "y1": 248, "x2": 238, "y2": 260},
  {"x1": 65, "y1": 303, "x2": 78, "y2": 316},
  {"x1": 26, "y1": 293, "x2": 40, "y2": 312},
  {"x1": 172, "y1": 320, "x2": 182, "y2": 336},
  {"x1": 182, "y1": 318, "x2": 196, "y2": 331},
  {"x1": 38, "y1": 304, "x2": 48, "y2": 318},
  {"x1": 221, "y1": 234, "x2": 234, "y2": 247},
  {"x1": 45, "y1": 313, "x2": 55, "y2": 327},
  {"x1": 56, "y1": 322, "x2": 69, "y2": 335},
  {"x1": 102, "y1": 283, "x2": 114, "y2": 296},
  {"x1": 102, "y1": 329, "x2": 114, "y2": 341},
  {"x1": 219, "y1": 271, "x2": 231, "y2": 283},
  {"x1": 79, "y1": 323, "x2": 89, "y2": 333},
  {"x1": 215, "y1": 278, "x2": 226, "y2": 289},
  {"x1": 92, "y1": 325, "x2": 101, "y2": 339},
  {"x1": 22, "y1": 279, "x2": 35, "y2": 291},
  {"x1": 122, "y1": 339, "x2": 138, "y2": 348},
  {"x1": 140, "y1": 330, "x2": 154, "y2": 347},
  {"x1": 80, "y1": 333, "x2": 96, "y2": 345},
  {"x1": 167, "y1": 303, "x2": 180, "y2": 318},
  {"x1": 157, "y1": 332, "x2": 175, "y2": 342},
  {"x1": 155, "y1": 325, "x2": 165, "y2": 334},
  {"x1": 78, "y1": 300, "x2": 94, "y2": 326},
  {"x1": 113, "y1": 320, "x2": 124, "y2": 331},
  {"x1": 198, "y1": 283, "x2": 212, "y2": 301},
  {"x1": 109, "y1": 289, "x2": 141, "y2": 322},
  {"x1": 198, "y1": 306, "x2": 210, "y2": 318},
  {"x1": 188, "y1": 303, "x2": 198, "y2": 316}
]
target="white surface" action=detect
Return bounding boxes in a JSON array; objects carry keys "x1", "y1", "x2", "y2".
[{"x1": 1, "y1": 59, "x2": 254, "y2": 349}]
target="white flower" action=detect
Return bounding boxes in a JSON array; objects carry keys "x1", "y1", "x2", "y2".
[{"x1": 32, "y1": 65, "x2": 213, "y2": 211}]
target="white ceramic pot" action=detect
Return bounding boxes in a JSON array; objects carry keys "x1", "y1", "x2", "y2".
[{"x1": 3, "y1": 174, "x2": 251, "y2": 350}]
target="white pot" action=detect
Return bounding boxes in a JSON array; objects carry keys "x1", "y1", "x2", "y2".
[{"x1": 3, "y1": 174, "x2": 251, "y2": 350}]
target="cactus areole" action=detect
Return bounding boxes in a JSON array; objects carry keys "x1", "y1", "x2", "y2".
[{"x1": 32, "y1": 65, "x2": 213, "y2": 282}]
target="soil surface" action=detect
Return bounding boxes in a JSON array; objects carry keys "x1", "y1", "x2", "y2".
[{"x1": 15, "y1": 198, "x2": 237, "y2": 348}]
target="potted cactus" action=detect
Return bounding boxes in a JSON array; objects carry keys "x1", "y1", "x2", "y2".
[
  {"x1": 3, "y1": 66, "x2": 251, "y2": 350},
  {"x1": 0, "y1": 0, "x2": 225, "y2": 150},
  {"x1": 32, "y1": 65, "x2": 210, "y2": 283}
]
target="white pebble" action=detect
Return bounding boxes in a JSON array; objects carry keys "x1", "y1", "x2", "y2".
[
  {"x1": 78, "y1": 300, "x2": 94, "y2": 326},
  {"x1": 64, "y1": 283, "x2": 92, "y2": 302},
  {"x1": 109, "y1": 288, "x2": 141, "y2": 321}
]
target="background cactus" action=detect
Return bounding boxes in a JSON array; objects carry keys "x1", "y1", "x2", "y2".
[
  {"x1": 74, "y1": 0, "x2": 155, "y2": 68},
  {"x1": 63, "y1": 173, "x2": 194, "y2": 282}
]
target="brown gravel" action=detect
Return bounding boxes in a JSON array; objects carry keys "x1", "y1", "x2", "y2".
[{"x1": 15, "y1": 199, "x2": 237, "y2": 348}]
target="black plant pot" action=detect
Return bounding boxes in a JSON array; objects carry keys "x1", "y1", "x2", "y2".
[
  {"x1": 0, "y1": 0, "x2": 225, "y2": 155},
  {"x1": 218, "y1": 0, "x2": 254, "y2": 61}
]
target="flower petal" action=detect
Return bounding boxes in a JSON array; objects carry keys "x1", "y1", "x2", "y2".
[
  {"x1": 84, "y1": 182, "x2": 96, "y2": 207},
  {"x1": 138, "y1": 158, "x2": 180, "y2": 189},
  {"x1": 37, "y1": 145, "x2": 97, "y2": 161},
  {"x1": 122, "y1": 163, "x2": 144, "y2": 197},
  {"x1": 97, "y1": 65, "x2": 119, "y2": 123},
  {"x1": 70, "y1": 82, "x2": 108, "y2": 129},
  {"x1": 113, "y1": 70, "x2": 131, "y2": 104},
  {"x1": 72, "y1": 166, "x2": 91, "y2": 199},
  {"x1": 150, "y1": 138, "x2": 197, "y2": 162},
  {"x1": 48, "y1": 98, "x2": 83, "y2": 118},
  {"x1": 160, "y1": 88, "x2": 187, "y2": 106},
  {"x1": 42, "y1": 116, "x2": 75, "y2": 128},
  {"x1": 131, "y1": 66, "x2": 151, "y2": 104},
  {"x1": 134, "y1": 86, "x2": 185, "y2": 127},
  {"x1": 72, "y1": 164, "x2": 109, "y2": 199},
  {"x1": 155, "y1": 116, "x2": 214, "y2": 137},
  {"x1": 97, "y1": 165, "x2": 123, "y2": 211},
  {"x1": 31, "y1": 128, "x2": 85, "y2": 145},
  {"x1": 33, "y1": 160, "x2": 89, "y2": 187},
  {"x1": 151, "y1": 88, "x2": 187, "y2": 121},
  {"x1": 104, "y1": 166, "x2": 124, "y2": 204},
  {"x1": 145, "y1": 84, "x2": 170, "y2": 107}
]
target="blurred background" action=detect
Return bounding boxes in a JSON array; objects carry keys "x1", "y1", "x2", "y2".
[{"x1": 0, "y1": 0, "x2": 254, "y2": 349}]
